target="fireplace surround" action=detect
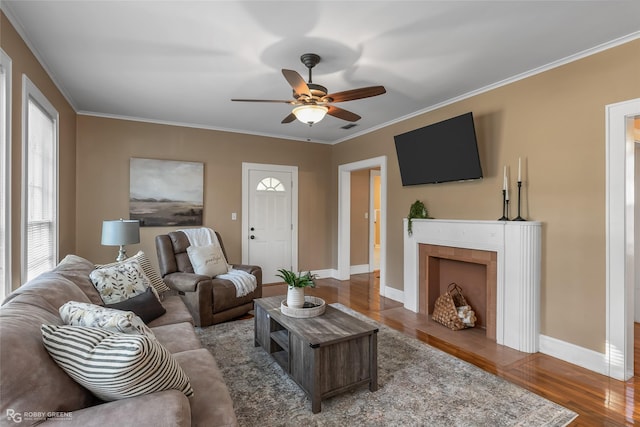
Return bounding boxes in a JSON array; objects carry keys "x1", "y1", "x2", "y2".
[{"x1": 403, "y1": 219, "x2": 542, "y2": 353}]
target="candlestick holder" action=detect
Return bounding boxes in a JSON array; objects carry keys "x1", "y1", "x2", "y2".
[
  {"x1": 513, "y1": 181, "x2": 526, "y2": 221},
  {"x1": 498, "y1": 189, "x2": 509, "y2": 221}
]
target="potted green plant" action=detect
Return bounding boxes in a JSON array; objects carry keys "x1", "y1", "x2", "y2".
[
  {"x1": 276, "y1": 269, "x2": 317, "y2": 309},
  {"x1": 407, "y1": 200, "x2": 429, "y2": 236}
]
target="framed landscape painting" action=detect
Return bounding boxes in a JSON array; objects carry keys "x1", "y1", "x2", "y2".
[{"x1": 129, "y1": 158, "x2": 204, "y2": 227}]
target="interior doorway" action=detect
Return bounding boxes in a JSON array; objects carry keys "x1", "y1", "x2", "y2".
[
  {"x1": 338, "y1": 156, "x2": 387, "y2": 295},
  {"x1": 605, "y1": 98, "x2": 639, "y2": 381}
]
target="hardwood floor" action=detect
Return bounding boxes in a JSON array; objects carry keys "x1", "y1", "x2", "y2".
[{"x1": 262, "y1": 273, "x2": 640, "y2": 426}]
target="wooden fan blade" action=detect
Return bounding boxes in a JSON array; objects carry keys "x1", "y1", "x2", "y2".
[
  {"x1": 325, "y1": 86, "x2": 386, "y2": 103},
  {"x1": 231, "y1": 99, "x2": 293, "y2": 103},
  {"x1": 282, "y1": 69, "x2": 311, "y2": 97},
  {"x1": 327, "y1": 105, "x2": 361, "y2": 122},
  {"x1": 281, "y1": 113, "x2": 296, "y2": 124}
]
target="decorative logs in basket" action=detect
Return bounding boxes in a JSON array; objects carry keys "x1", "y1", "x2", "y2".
[{"x1": 432, "y1": 283, "x2": 476, "y2": 331}]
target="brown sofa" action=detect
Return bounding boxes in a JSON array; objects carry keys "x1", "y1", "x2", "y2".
[
  {"x1": 155, "y1": 231, "x2": 262, "y2": 327},
  {"x1": 0, "y1": 254, "x2": 238, "y2": 427}
]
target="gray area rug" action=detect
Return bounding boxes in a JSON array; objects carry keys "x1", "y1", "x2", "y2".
[{"x1": 195, "y1": 304, "x2": 577, "y2": 427}]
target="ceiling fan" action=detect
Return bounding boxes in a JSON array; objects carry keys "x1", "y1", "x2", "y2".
[{"x1": 231, "y1": 53, "x2": 386, "y2": 126}]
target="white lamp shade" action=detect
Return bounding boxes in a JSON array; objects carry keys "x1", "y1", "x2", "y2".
[
  {"x1": 101, "y1": 220, "x2": 140, "y2": 246},
  {"x1": 292, "y1": 105, "x2": 328, "y2": 124}
]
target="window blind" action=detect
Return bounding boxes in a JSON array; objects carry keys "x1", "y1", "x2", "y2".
[{"x1": 23, "y1": 78, "x2": 58, "y2": 283}]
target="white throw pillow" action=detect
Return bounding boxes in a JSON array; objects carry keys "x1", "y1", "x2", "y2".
[
  {"x1": 59, "y1": 301, "x2": 155, "y2": 339},
  {"x1": 186, "y1": 244, "x2": 229, "y2": 277},
  {"x1": 89, "y1": 258, "x2": 150, "y2": 304},
  {"x1": 41, "y1": 325, "x2": 193, "y2": 402}
]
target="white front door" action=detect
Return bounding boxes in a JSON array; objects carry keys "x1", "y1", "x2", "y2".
[{"x1": 242, "y1": 164, "x2": 298, "y2": 284}]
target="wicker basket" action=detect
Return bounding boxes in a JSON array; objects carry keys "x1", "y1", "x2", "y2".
[
  {"x1": 281, "y1": 296, "x2": 326, "y2": 318},
  {"x1": 432, "y1": 283, "x2": 473, "y2": 331}
]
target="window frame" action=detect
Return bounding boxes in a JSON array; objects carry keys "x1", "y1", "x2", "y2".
[
  {"x1": 21, "y1": 75, "x2": 59, "y2": 284},
  {"x1": 0, "y1": 49, "x2": 11, "y2": 299}
]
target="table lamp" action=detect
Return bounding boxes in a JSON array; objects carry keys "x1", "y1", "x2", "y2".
[{"x1": 101, "y1": 219, "x2": 140, "y2": 262}]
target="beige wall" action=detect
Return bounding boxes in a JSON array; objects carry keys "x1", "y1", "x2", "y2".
[
  {"x1": 75, "y1": 116, "x2": 333, "y2": 272},
  {"x1": 4, "y1": 8, "x2": 639, "y2": 355},
  {"x1": 1, "y1": 13, "x2": 77, "y2": 290},
  {"x1": 331, "y1": 39, "x2": 640, "y2": 352}
]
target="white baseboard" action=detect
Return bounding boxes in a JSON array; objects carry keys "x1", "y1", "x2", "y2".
[
  {"x1": 539, "y1": 334, "x2": 608, "y2": 376},
  {"x1": 350, "y1": 264, "x2": 370, "y2": 275},
  {"x1": 382, "y1": 285, "x2": 404, "y2": 303},
  {"x1": 320, "y1": 266, "x2": 386, "y2": 279},
  {"x1": 310, "y1": 269, "x2": 335, "y2": 279}
]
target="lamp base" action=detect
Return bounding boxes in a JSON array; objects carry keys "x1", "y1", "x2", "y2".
[{"x1": 116, "y1": 246, "x2": 128, "y2": 262}]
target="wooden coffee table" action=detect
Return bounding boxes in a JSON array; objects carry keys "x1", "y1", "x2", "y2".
[{"x1": 254, "y1": 296, "x2": 378, "y2": 413}]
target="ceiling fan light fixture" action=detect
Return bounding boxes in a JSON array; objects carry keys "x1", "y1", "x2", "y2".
[{"x1": 292, "y1": 105, "x2": 328, "y2": 125}]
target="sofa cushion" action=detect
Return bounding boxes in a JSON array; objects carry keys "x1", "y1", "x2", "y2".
[
  {"x1": 173, "y1": 349, "x2": 238, "y2": 427},
  {"x1": 41, "y1": 390, "x2": 192, "y2": 427},
  {"x1": 146, "y1": 295, "x2": 194, "y2": 327},
  {"x1": 106, "y1": 287, "x2": 166, "y2": 323},
  {"x1": 59, "y1": 301, "x2": 155, "y2": 338},
  {"x1": 1, "y1": 272, "x2": 92, "y2": 314},
  {"x1": 52, "y1": 254, "x2": 105, "y2": 306},
  {"x1": 89, "y1": 258, "x2": 150, "y2": 304},
  {"x1": 151, "y1": 322, "x2": 203, "y2": 354},
  {"x1": 0, "y1": 299, "x2": 96, "y2": 420},
  {"x1": 187, "y1": 244, "x2": 229, "y2": 277},
  {"x1": 98, "y1": 251, "x2": 171, "y2": 294},
  {"x1": 41, "y1": 325, "x2": 194, "y2": 402}
]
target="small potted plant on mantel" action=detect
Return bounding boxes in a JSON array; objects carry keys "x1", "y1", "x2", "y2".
[
  {"x1": 276, "y1": 269, "x2": 317, "y2": 309},
  {"x1": 407, "y1": 199, "x2": 429, "y2": 236}
]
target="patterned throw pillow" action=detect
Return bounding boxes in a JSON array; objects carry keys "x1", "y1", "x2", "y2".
[
  {"x1": 97, "y1": 251, "x2": 171, "y2": 294},
  {"x1": 89, "y1": 258, "x2": 150, "y2": 304},
  {"x1": 59, "y1": 301, "x2": 155, "y2": 339},
  {"x1": 41, "y1": 325, "x2": 194, "y2": 402},
  {"x1": 187, "y1": 244, "x2": 230, "y2": 277}
]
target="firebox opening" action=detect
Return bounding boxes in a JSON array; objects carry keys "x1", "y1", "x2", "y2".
[
  {"x1": 419, "y1": 244, "x2": 497, "y2": 341},
  {"x1": 429, "y1": 258, "x2": 487, "y2": 329}
]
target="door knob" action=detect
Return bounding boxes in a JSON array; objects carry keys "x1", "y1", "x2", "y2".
[{"x1": 250, "y1": 235, "x2": 255, "y2": 239}]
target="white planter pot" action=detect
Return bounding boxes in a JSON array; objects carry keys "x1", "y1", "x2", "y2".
[{"x1": 287, "y1": 287, "x2": 305, "y2": 309}]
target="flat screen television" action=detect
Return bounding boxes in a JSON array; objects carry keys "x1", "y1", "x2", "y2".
[{"x1": 394, "y1": 112, "x2": 483, "y2": 186}]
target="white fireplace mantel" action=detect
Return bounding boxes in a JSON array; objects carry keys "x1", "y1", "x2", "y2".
[{"x1": 403, "y1": 219, "x2": 542, "y2": 353}]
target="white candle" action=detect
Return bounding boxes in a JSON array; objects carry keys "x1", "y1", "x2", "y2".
[
  {"x1": 505, "y1": 167, "x2": 509, "y2": 201},
  {"x1": 503, "y1": 166, "x2": 507, "y2": 190},
  {"x1": 518, "y1": 157, "x2": 522, "y2": 182}
]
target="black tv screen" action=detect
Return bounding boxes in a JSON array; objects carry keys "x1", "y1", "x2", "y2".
[{"x1": 394, "y1": 112, "x2": 483, "y2": 186}]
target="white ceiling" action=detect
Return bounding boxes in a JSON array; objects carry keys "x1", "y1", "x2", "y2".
[{"x1": 3, "y1": 1, "x2": 639, "y2": 144}]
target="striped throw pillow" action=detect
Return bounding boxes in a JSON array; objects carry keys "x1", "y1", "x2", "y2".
[
  {"x1": 97, "y1": 251, "x2": 171, "y2": 294},
  {"x1": 41, "y1": 325, "x2": 193, "y2": 401}
]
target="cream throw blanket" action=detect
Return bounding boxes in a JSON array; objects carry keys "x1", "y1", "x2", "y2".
[{"x1": 179, "y1": 227, "x2": 257, "y2": 297}]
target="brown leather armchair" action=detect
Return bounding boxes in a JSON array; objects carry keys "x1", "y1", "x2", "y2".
[{"x1": 155, "y1": 231, "x2": 262, "y2": 326}]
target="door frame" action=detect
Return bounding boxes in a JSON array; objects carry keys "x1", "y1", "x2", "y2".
[
  {"x1": 605, "y1": 97, "x2": 639, "y2": 381},
  {"x1": 369, "y1": 169, "x2": 381, "y2": 271},
  {"x1": 338, "y1": 156, "x2": 387, "y2": 293},
  {"x1": 241, "y1": 163, "x2": 298, "y2": 273}
]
